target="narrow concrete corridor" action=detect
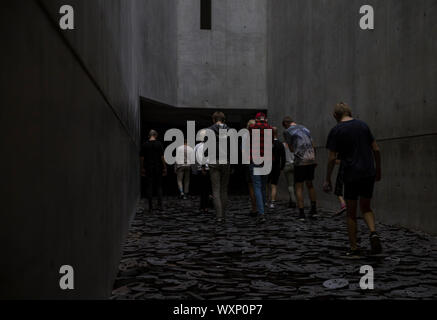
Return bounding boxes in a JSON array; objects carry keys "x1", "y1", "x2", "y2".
[
  {"x1": 112, "y1": 197, "x2": 437, "y2": 300},
  {"x1": 2, "y1": 1, "x2": 436, "y2": 300}
]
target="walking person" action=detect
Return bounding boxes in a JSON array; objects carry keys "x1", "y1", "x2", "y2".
[
  {"x1": 244, "y1": 120, "x2": 258, "y2": 216},
  {"x1": 324, "y1": 102, "x2": 382, "y2": 257},
  {"x1": 175, "y1": 139, "x2": 194, "y2": 200},
  {"x1": 194, "y1": 129, "x2": 211, "y2": 214},
  {"x1": 283, "y1": 116, "x2": 318, "y2": 221},
  {"x1": 268, "y1": 127, "x2": 286, "y2": 210},
  {"x1": 283, "y1": 142, "x2": 297, "y2": 209},
  {"x1": 249, "y1": 112, "x2": 273, "y2": 222},
  {"x1": 140, "y1": 130, "x2": 167, "y2": 213},
  {"x1": 208, "y1": 112, "x2": 231, "y2": 222}
]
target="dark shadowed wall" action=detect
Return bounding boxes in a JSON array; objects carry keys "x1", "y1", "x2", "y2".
[{"x1": 0, "y1": 0, "x2": 153, "y2": 299}]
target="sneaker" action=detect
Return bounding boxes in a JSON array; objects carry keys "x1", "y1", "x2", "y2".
[
  {"x1": 298, "y1": 213, "x2": 306, "y2": 221},
  {"x1": 370, "y1": 232, "x2": 383, "y2": 254},
  {"x1": 308, "y1": 208, "x2": 318, "y2": 219},
  {"x1": 258, "y1": 215, "x2": 267, "y2": 223},
  {"x1": 334, "y1": 205, "x2": 347, "y2": 216},
  {"x1": 309, "y1": 208, "x2": 319, "y2": 218},
  {"x1": 269, "y1": 202, "x2": 276, "y2": 209}
]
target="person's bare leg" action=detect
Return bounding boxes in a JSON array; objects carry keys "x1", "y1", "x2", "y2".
[
  {"x1": 306, "y1": 181, "x2": 317, "y2": 203},
  {"x1": 360, "y1": 198, "x2": 376, "y2": 233},
  {"x1": 177, "y1": 169, "x2": 184, "y2": 195},
  {"x1": 271, "y1": 184, "x2": 277, "y2": 202},
  {"x1": 184, "y1": 167, "x2": 191, "y2": 195},
  {"x1": 338, "y1": 196, "x2": 346, "y2": 207},
  {"x1": 284, "y1": 166, "x2": 296, "y2": 204},
  {"x1": 346, "y1": 200, "x2": 358, "y2": 250},
  {"x1": 295, "y1": 183, "x2": 304, "y2": 209}
]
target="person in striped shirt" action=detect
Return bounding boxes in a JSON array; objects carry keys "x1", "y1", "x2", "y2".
[{"x1": 249, "y1": 112, "x2": 273, "y2": 222}]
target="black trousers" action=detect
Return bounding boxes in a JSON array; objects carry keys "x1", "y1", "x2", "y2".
[
  {"x1": 144, "y1": 167, "x2": 163, "y2": 208},
  {"x1": 199, "y1": 172, "x2": 211, "y2": 210}
]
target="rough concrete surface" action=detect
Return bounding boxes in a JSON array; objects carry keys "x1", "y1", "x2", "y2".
[
  {"x1": 268, "y1": 0, "x2": 437, "y2": 234},
  {"x1": 0, "y1": 1, "x2": 140, "y2": 299}
]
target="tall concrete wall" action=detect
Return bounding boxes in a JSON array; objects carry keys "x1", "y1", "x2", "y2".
[
  {"x1": 267, "y1": 0, "x2": 437, "y2": 234},
  {"x1": 0, "y1": 0, "x2": 144, "y2": 299},
  {"x1": 138, "y1": 0, "x2": 178, "y2": 106},
  {"x1": 177, "y1": 0, "x2": 268, "y2": 109}
]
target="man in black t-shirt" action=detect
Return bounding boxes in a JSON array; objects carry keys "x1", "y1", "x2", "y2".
[
  {"x1": 324, "y1": 102, "x2": 382, "y2": 257},
  {"x1": 140, "y1": 130, "x2": 167, "y2": 213}
]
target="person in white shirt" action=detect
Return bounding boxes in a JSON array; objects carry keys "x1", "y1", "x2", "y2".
[
  {"x1": 175, "y1": 139, "x2": 194, "y2": 200},
  {"x1": 194, "y1": 129, "x2": 211, "y2": 213}
]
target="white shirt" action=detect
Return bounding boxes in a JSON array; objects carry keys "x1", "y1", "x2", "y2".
[
  {"x1": 284, "y1": 142, "x2": 295, "y2": 164},
  {"x1": 176, "y1": 145, "x2": 195, "y2": 167},
  {"x1": 194, "y1": 143, "x2": 209, "y2": 171}
]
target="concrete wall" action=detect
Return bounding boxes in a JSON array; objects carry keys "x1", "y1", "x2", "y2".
[
  {"x1": 138, "y1": 0, "x2": 178, "y2": 106},
  {"x1": 267, "y1": 0, "x2": 437, "y2": 234},
  {"x1": 0, "y1": 0, "x2": 266, "y2": 299},
  {"x1": 177, "y1": 0, "x2": 268, "y2": 109},
  {"x1": 0, "y1": 0, "x2": 143, "y2": 299},
  {"x1": 1, "y1": 0, "x2": 436, "y2": 300}
]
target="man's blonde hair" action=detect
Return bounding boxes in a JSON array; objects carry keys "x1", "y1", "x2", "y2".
[{"x1": 334, "y1": 102, "x2": 352, "y2": 120}]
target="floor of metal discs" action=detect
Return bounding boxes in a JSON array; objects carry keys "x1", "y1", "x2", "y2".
[{"x1": 111, "y1": 196, "x2": 437, "y2": 300}]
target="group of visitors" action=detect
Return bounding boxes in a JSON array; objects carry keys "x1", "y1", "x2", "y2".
[{"x1": 140, "y1": 103, "x2": 382, "y2": 257}]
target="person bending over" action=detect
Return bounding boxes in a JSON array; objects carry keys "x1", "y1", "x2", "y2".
[{"x1": 283, "y1": 116, "x2": 318, "y2": 221}]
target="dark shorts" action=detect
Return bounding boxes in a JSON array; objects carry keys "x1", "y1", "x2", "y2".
[
  {"x1": 344, "y1": 176, "x2": 376, "y2": 200},
  {"x1": 268, "y1": 166, "x2": 281, "y2": 185},
  {"x1": 294, "y1": 164, "x2": 316, "y2": 183}
]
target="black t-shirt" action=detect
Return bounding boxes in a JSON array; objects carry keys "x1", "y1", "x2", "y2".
[
  {"x1": 140, "y1": 140, "x2": 164, "y2": 169},
  {"x1": 326, "y1": 119, "x2": 375, "y2": 182}
]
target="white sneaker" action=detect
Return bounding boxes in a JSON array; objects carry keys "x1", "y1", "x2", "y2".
[{"x1": 269, "y1": 202, "x2": 276, "y2": 209}]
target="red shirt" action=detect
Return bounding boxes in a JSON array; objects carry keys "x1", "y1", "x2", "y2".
[{"x1": 249, "y1": 119, "x2": 273, "y2": 162}]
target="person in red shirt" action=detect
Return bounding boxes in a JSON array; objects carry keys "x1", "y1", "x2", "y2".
[{"x1": 249, "y1": 113, "x2": 273, "y2": 222}]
